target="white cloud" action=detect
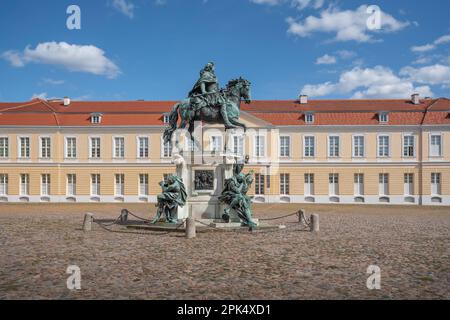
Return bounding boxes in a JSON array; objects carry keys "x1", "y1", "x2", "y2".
[
  {"x1": 301, "y1": 65, "x2": 433, "y2": 99},
  {"x1": 400, "y1": 64, "x2": 450, "y2": 86},
  {"x1": 112, "y1": 0, "x2": 135, "y2": 19},
  {"x1": 316, "y1": 54, "x2": 336, "y2": 65},
  {"x1": 2, "y1": 42, "x2": 120, "y2": 79},
  {"x1": 1, "y1": 50, "x2": 25, "y2": 67},
  {"x1": 292, "y1": 0, "x2": 324, "y2": 10},
  {"x1": 250, "y1": 0, "x2": 280, "y2": 5},
  {"x1": 287, "y1": 5, "x2": 409, "y2": 42},
  {"x1": 31, "y1": 92, "x2": 48, "y2": 100},
  {"x1": 411, "y1": 34, "x2": 450, "y2": 53},
  {"x1": 336, "y1": 50, "x2": 357, "y2": 59}
]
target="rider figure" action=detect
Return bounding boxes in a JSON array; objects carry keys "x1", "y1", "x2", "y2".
[{"x1": 188, "y1": 62, "x2": 235, "y2": 129}]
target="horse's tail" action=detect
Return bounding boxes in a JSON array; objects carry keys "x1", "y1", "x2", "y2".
[{"x1": 163, "y1": 102, "x2": 180, "y2": 144}]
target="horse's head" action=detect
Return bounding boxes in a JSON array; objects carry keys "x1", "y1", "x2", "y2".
[{"x1": 226, "y1": 77, "x2": 252, "y2": 104}]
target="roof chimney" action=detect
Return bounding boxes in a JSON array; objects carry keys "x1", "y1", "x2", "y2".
[
  {"x1": 63, "y1": 97, "x2": 71, "y2": 106},
  {"x1": 299, "y1": 94, "x2": 308, "y2": 104},
  {"x1": 411, "y1": 93, "x2": 420, "y2": 105}
]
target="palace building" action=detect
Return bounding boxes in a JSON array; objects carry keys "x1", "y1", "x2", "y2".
[{"x1": 0, "y1": 94, "x2": 449, "y2": 205}]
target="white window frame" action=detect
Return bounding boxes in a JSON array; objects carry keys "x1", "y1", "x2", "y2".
[
  {"x1": 113, "y1": 136, "x2": 125, "y2": 159},
  {"x1": 91, "y1": 174, "x2": 101, "y2": 196},
  {"x1": 379, "y1": 112, "x2": 389, "y2": 123},
  {"x1": 404, "y1": 173, "x2": 414, "y2": 196},
  {"x1": 18, "y1": 136, "x2": 31, "y2": 159},
  {"x1": 0, "y1": 174, "x2": 8, "y2": 195},
  {"x1": 90, "y1": 114, "x2": 102, "y2": 124},
  {"x1": 429, "y1": 133, "x2": 443, "y2": 158},
  {"x1": 280, "y1": 173, "x2": 290, "y2": 195},
  {"x1": 328, "y1": 135, "x2": 340, "y2": 158},
  {"x1": 279, "y1": 135, "x2": 291, "y2": 157},
  {"x1": 139, "y1": 174, "x2": 149, "y2": 196},
  {"x1": 377, "y1": 134, "x2": 390, "y2": 158},
  {"x1": 115, "y1": 174, "x2": 125, "y2": 196},
  {"x1": 354, "y1": 173, "x2": 364, "y2": 195},
  {"x1": 67, "y1": 174, "x2": 76, "y2": 196},
  {"x1": 89, "y1": 137, "x2": 101, "y2": 159},
  {"x1": 379, "y1": 173, "x2": 389, "y2": 196},
  {"x1": 39, "y1": 136, "x2": 51, "y2": 159},
  {"x1": 255, "y1": 173, "x2": 265, "y2": 195},
  {"x1": 210, "y1": 135, "x2": 223, "y2": 153},
  {"x1": 41, "y1": 174, "x2": 51, "y2": 196},
  {"x1": 64, "y1": 137, "x2": 77, "y2": 159},
  {"x1": 305, "y1": 113, "x2": 314, "y2": 124},
  {"x1": 137, "y1": 136, "x2": 149, "y2": 159},
  {"x1": 254, "y1": 135, "x2": 266, "y2": 158},
  {"x1": 232, "y1": 134, "x2": 244, "y2": 156},
  {"x1": 162, "y1": 139, "x2": 172, "y2": 158},
  {"x1": 431, "y1": 173, "x2": 441, "y2": 195},
  {"x1": 304, "y1": 173, "x2": 314, "y2": 195},
  {"x1": 303, "y1": 135, "x2": 315, "y2": 158},
  {"x1": 329, "y1": 173, "x2": 339, "y2": 195},
  {"x1": 352, "y1": 135, "x2": 365, "y2": 158},
  {"x1": 403, "y1": 134, "x2": 416, "y2": 158},
  {"x1": 163, "y1": 114, "x2": 170, "y2": 124},
  {"x1": 20, "y1": 173, "x2": 29, "y2": 196},
  {"x1": 0, "y1": 136, "x2": 9, "y2": 159}
]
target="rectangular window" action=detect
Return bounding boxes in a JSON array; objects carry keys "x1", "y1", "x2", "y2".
[
  {"x1": 379, "y1": 173, "x2": 389, "y2": 195},
  {"x1": 163, "y1": 141, "x2": 172, "y2": 158},
  {"x1": 353, "y1": 136, "x2": 365, "y2": 158},
  {"x1": 378, "y1": 135, "x2": 390, "y2": 157},
  {"x1": 280, "y1": 173, "x2": 290, "y2": 195},
  {"x1": 430, "y1": 135, "x2": 442, "y2": 157},
  {"x1": 211, "y1": 136, "x2": 223, "y2": 153},
  {"x1": 0, "y1": 174, "x2": 8, "y2": 195},
  {"x1": 138, "y1": 137, "x2": 149, "y2": 158},
  {"x1": 404, "y1": 173, "x2": 414, "y2": 195},
  {"x1": 233, "y1": 135, "x2": 244, "y2": 156},
  {"x1": 305, "y1": 113, "x2": 314, "y2": 124},
  {"x1": 115, "y1": 174, "x2": 124, "y2": 196},
  {"x1": 379, "y1": 113, "x2": 389, "y2": 123},
  {"x1": 255, "y1": 136, "x2": 265, "y2": 157},
  {"x1": 304, "y1": 173, "x2": 314, "y2": 195},
  {"x1": 65, "y1": 137, "x2": 77, "y2": 158},
  {"x1": 304, "y1": 136, "x2": 315, "y2": 157},
  {"x1": 328, "y1": 136, "x2": 340, "y2": 157},
  {"x1": 354, "y1": 174, "x2": 364, "y2": 195},
  {"x1": 40, "y1": 137, "x2": 51, "y2": 159},
  {"x1": 139, "y1": 174, "x2": 149, "y2": 196},
  {"x1": 403, "y1": 135, "x2": 415, "y2": 157},
  {"x1": 255, "y1": 173, "x2": 265, "y2": 195},
  {"x1": 20, "y1": 174, "x2": 29, "y2": 195},
  {"x1": 114, "y1": 137, "x2": 125, "y2": 158},
  {"x1": 279, "y1": 136, "x2": 290, "y2": 157},
  {"x1": 90, "y1": 137, "x2": 101, "y2": 159},
  {"x1": 0, "y1": 137, "x2": 9, "y2": 158},
  {"x1": 19, "y1": 137, "x2": 30, "y2": 158},
  {"x1": 431, "y1": 173, "x2": 441, "y2": 195},
  {"x1": 67, "y1": 174, "x2": 76, "y2": 196},
  {"x1": 41, "y1": 174, "x2": 50, "y2": 196},
  {"x1": 91, "y1": 174, "x2": 101, "y2": 196},
  {"x1": 329, "y1": 173, "x2": 339, "y2": 195}
]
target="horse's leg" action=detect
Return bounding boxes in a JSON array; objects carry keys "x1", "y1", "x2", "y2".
[{"x1": 229, "y1": 118, "x2": 247, "y2": 132}]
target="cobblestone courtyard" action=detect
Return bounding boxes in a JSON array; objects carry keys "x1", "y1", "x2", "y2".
[{"x1": 0, "y1": 203, "x2": 449, "y2": 300}]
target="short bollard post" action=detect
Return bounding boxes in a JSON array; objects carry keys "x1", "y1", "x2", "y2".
[
  {"x1": 185, "y1": 217, "x2": 196, "y2": 239},
  {"x1": 83, "y1": 213, "x2": 93, "y2": 232},
  {"x1": 120, "y1": 209, "x2": 128, "y2": 224},
  {"x1": 310, "y1": 214, "x2": 319, "y2": 232},
  {"x1": 298, "y1": 209, "x2": 305, "y2": 223}
]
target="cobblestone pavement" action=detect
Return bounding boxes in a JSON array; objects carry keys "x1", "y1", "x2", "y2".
[{"x1": 0, "y1": 203, "x2": 449, "y2": 300}]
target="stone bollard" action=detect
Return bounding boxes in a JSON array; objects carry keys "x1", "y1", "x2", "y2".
[
  {"x1": 310, "y1": 214, "x2": 319, "y2": 232},
  {"x1": 185, "y1": 217, "x2": 196, "y2": 239},
  {"x1": 120, "y1": 209, "x2": 128, "y2": 224},
  {"x1": 298, "y1": 209, "x2": 305, "y2": 223},
  {"x1": 83, "y1": 213, "x2": 93, "y2": 232}
]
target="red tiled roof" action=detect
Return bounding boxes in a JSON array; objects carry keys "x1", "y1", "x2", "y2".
[{"x1": 0, "y1": 98, "x2": 449, "y2": 126}]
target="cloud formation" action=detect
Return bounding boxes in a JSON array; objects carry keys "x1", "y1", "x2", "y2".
[
  {"x1": 112, "y1": 0, "x2": 135, "y2": 19},
  {"x1": 2, "y1": 42, "x2": 120, "y2": 79},
  {"x1": 287, "y1": 5, "x2": 409, "y2": 42},
  {"x1": 301, "y1": 66, "x2": 433, "y2": 99},
  {"x1": 411, "y1": 34, "x2": 450, "y2": 52},
  {"x1": 316, "y1": 54, "x2": 336, "y2": 65}
]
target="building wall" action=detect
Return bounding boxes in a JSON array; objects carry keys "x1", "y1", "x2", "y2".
[{"x1": 0, "y1": 124, "x2": 449, "y2": 205}]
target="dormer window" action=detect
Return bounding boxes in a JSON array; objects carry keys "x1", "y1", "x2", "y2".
[
  {"x1": 379, "y1": 112, "x2": 389, "y2": 124},
  {"x1": 91, "y1": 113, "x2": 102, "y2": 124},
  {"x1": 305, "y1": 113, "x2": 314, "y2": 124},
  {"x1": 163, "y1": 114, "x2": 170, "y2": 124}
]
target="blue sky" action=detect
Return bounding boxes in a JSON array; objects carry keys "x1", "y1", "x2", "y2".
[{"x1": 0, "y1": 0, "x2": 449, "y2": 102}]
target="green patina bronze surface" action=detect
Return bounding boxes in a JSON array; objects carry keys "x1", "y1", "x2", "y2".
[
  {"x1": 152, "y1": 175, "x2": 187, "y2": 224},
  {"x1": 219, "y1": 156, "x2": 257, "y2": 228},
  {"x1": 163, "y1": 62, "x2": 252, "y2": 144}
]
